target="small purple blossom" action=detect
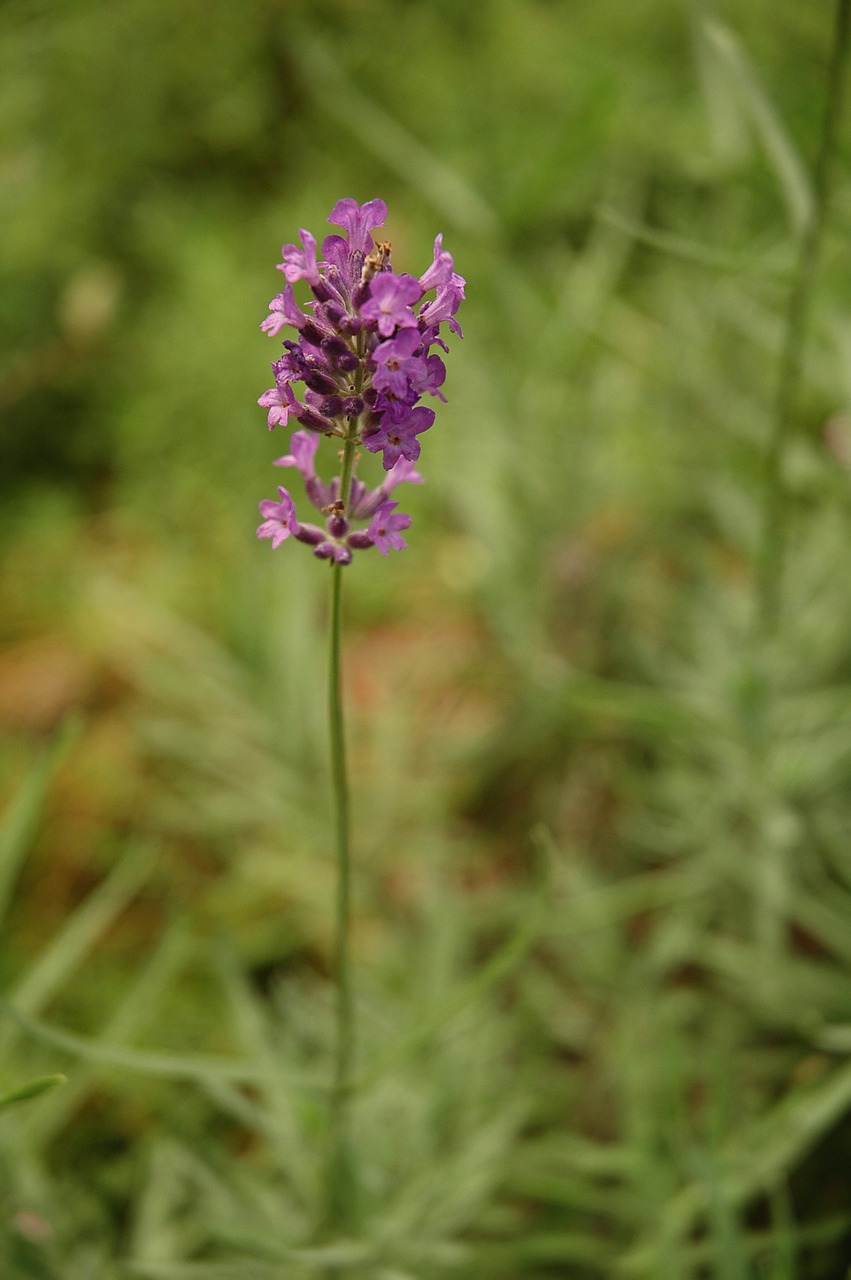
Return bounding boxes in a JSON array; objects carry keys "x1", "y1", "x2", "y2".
[
  {"x1": 383, "y1": 456, "x2": 424, "y2": 490},
  {"x1": 256, "y1": 199, "x2": 462, "y2": 562},
  {"x1": 274, "y1": 429, "x2": 319, "y2": 479},
  {"x1": 328, "y1": 197, "x2": 388, "y2": 254},
  {"x1": 411, "y1": 351, "x2": 447, "y2": 400},
  {"x1": 371, "y1": 329, "x2": 425, "y2": 399},
  {"x1": 419, "y1": 278, "x2": 465, "y2": 336},
  {"x1": 367, "y1": 501, "x2": 412, "y2": 555},
  {"x1": 364, "y1": 403, "x2": 435, "y2": 470},
  {"x1": 350, "y1": 457, "x2": 424, "y2": 520},
  {"x1": 261, "y1": 285, "x2": 307, "y2": 336},
  {"x1": 277, "y1": 230, "x2": 321, "y2": 286},
  {"x1": 257, "y1": 488, "x2": 298, "y2": 547},
  {"x1": 360, "y1": 273, "x2": 422, "y2": 337},
  {"x1": 418, "y1": 235, "x2": 455, "y2": 292},
  {"x1": 258, "y1": 381, "x2": 297, "y2": 430},
  {"x1": 272, "y1": 428, "x2": 333, "y2": 510}
]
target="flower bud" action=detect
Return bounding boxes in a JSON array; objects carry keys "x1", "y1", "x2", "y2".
[
  {"x1": 322, "y1": 335, "x2": 360, "y2": 373},
  {"x1": 294, "y1": 522, "x2": 326, "y2": 545},
  {"x1": 318, "y1": 395, "x2": 344, "y2": 419},
  {"x1": 303, "y1": 367, "x2": 339, "y2": 396},
  {"x1": 296, "y1": 404, "x2": 336, "y2": 434},
  {"x1": 314, "y1": 541, "x2": 353, "y2": 565}
]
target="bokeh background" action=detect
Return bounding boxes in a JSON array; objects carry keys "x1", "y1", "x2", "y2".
[{"x1": 3, "y1": 0, "x2": 851, "y2": 1276}]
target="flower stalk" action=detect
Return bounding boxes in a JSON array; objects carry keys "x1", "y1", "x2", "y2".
[
  {"x1": 326, "y1": 557, "x2": 355, "y2": 1231},
  {"x1": 254, "y1": 199, "x2": 464, "y2": 1239}
]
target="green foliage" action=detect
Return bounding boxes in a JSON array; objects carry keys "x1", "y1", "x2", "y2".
[{"x1": 2, "y1": 0, "x2": 851, "y2": 1276}]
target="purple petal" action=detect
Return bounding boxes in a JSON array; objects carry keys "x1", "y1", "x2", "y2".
[
  {"x1": 418, "y1": 234, "x2": 455, "y2": 292},
  {"x1": 278, "y1": 230, "x2": 320, "y2": 286},
  {"x1": 256, "y1": 486, "x2": 298, "y2": 547},
  {"x1": 360, "y1": 273, "x2": 422, "y2": 337},
  {"x1": 274, "y1": 429, "x2": 320, "y2": 478},
  {"x1": 328, "y1": 198, "x2": 388, "y2": 254},
  {"x1": 367, "y1": 500, "x2": 411, "y2": 554}
]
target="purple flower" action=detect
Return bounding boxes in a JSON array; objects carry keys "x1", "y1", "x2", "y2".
[
  {"x1": 257, "y1": 487, "x2": 298, "y2": 547},
  {"x1": 381, "y1": 456, "x2": 424, "y2": 492},
  {"x1": 328, "y1": 198, "x2": 388, "y2": 254},
  {"x1": 360, "y1": 273, "x2": 422, "y2": 338},
  {"x1": 419, "y1": 278, "x2": 465, "y2": 336},
  {"x1": 261, "y1": 285, "x2": 307, "y2": 335},
  {"x1": 418, "y1": 235, "x2": 455, "y2": 292},
  {"x1": 368, "y1": 501, "x2": 411, "y2": 555},
  {"x1": 256, "y1": 199, "x2": 462, "y2": 562},
  {"x1": 410, "y1": 352, "x2": 447, "y2": 400},
  {"x1": 371, "y1": 329, "x2": 426, "y2": 399},
  {"x1": 278, "y1": 230, "x2": 321, "y2": 286},
  {"x1": 274, "y1": 429, "x2": 319, "y2": 479},
  {"x1": 364, "y1": 402, "x2": 436, "y2": 469},
  {"x1": 258, "y1": 381, "x2": 298, "y2": 430},
  {"x1": 273, "y1": 429, "x2": 333, "y2": 510},
  {"x1": 350, "y1": 456, "x2": 424, "y2": 520},
  {"x1": 321, "y1": 234, "x2": 353, "y2": 282},
  {"x1": 272, "y1": 350, "x2": 304, "y2": 385}
]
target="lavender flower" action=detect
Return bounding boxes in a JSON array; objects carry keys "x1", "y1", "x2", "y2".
[
  {"x1": 256, "y1": 488, "x2": 298, "y2": 548},
  {"x1": 359, "y1": 273, "x2": 422, "y2": 337},
  {"x1": 362, "y1": 402, "x2": 435, "y2": 469},
  {"x1": 255, "y1": 199, "x2": 463, "y2": 563},
  {"x1": 367, "y1": 501, "x2": 412, "y2": 555}
]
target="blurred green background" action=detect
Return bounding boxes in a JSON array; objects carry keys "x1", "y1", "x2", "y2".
[{"x1": 3, "y1": 0, "x2": 851, "y2": 1276}]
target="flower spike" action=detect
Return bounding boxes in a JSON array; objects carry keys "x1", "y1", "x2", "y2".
[{"x1": 256, "y1": 198, "x2": 463, "y2": 562}]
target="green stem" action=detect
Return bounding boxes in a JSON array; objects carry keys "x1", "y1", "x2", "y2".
[
  {"x1": 337, "y1": 436, "x2": 357, "y2": 517},
  {"x1": 326, "y1": 555, "x2": 356, "y2": 1234},
  {"x1": 324, "y1": 332, "x2": 366, "y2": 1241},
  {"x1": 757, "y1": 0, "x2": 851, "y2": 633}
]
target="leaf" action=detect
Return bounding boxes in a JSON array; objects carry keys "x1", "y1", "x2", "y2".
[
  {"x1": 1, "y1": 840, "x2": 158, "y2": 1036},
  {"x1": 0, "y1": 1073, "x2": 65, "y2": 1110},
  {"x1": 622, "y1": 1060, "x2": 851, "y2": 1272},
  {"x1": 0, "y1": 716, "x2": 81, "y2": 929},
  {"x1": 697, "y1": 14, "x2": 814, "y2": 233},
  {"x1": 0, "y1": 1003, "x2": 322, "y2": 1089}
]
